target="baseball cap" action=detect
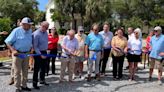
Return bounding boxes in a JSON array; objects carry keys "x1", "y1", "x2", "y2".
[
  {"x1": 154, "y1": 26, "x2": 162, "y2": 31},
  {"x1": 21, "y1": 17, "x2": 33, "y2": 24},
  {"x1": 78, "y1": 26, "x2": 84, "y2": 31}
]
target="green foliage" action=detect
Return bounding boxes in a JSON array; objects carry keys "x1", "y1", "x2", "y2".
[
  {"x1": 57, "y1": 28, "x2": 67, "y2": 35},
  {"x1": 51, "y1": 0, "x2": 164, "y2": 30},
  {"x1": 142, "y1": 33, "x2": 148, "y2": 39},
  {"x1": 150, "y1": 19, "x2": 164, "y2": 27},
  {"x1": 33, "y1": 10, "x2": 45, "y2": 24},
  {"x1": 0, "y1": 18, "x2": 12, "y2": 43},
  {"x1": 85, "y1": 0, "x2": 112, "y2": 24},
  {"x1": 0, "y1": 18, "x2": 12, "y2": 32},
  {"x1": 51, "y1": 9, "x2": 71, "y2": 24},
  {"x1": 0, "y1": 0, "x2": 38, "y2": 22},
  {"x1": 122, "y1": 17, "x2": 143, "y2": 30}
]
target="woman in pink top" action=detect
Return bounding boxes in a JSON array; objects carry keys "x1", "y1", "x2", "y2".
[{"x1": 146, "y1": 30, "x2": 154, "y2": 51}]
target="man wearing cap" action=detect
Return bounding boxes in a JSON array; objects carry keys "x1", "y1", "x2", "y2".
[
  {"x1": 8, "y1": 19, "x2": 22, "y2": 86},
  {"x1": 5, "y1": 17, "x2": 33, "y2": 92},
  {"x1": 99, "y1": 22, "x2": 113, "y2": 76},
  {"x1": 149, "y1": 26, "x2": 164, "y2": 84},
  {"x1": 74, "y1": 26, "x2": 86, "y2": 78},
  {"x1": 32, "y1": 21, "x2": 49, "y2": 89}
]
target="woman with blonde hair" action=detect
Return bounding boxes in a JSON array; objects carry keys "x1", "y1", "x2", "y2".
[{"x1": 127, "y1": 28, "x2": 142, "y2": 81}]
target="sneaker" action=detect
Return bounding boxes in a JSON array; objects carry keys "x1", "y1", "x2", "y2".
[
  {"x1": 96, "y1": 74, "x2": 101, "y2": 81},
  {"x1": 129, "y1": 79, "x2": 132, "y2": 81},
  {"x1": 33, "y1": 85, "x2": 40, "y2": 90},
  {"x1": 117, "y1": 77, "x2": 122, "y2": 80},
  {"x1": 101, "y1": 73, "x2": 105, "y2": 77},
  {"x1": 15, "y1": 88, "x2": 21, "y2": 92},
  {"x1": 80, "y1": 76, "x2": 85, "y2": 80},
  {"x1": 125, "y1": 66, "x2": 129, "y2": 70},
  {"x1": 21, "y1": 86, "x2": 31, "y2": 91},
  {"x1": 157, "y1": 80, "x2": 162, "y2": 85},
  {"x1": 8, "y1": 77, "x2": 14, "y2": 85},
  {"x1": 73, "y1": 75, "x2": 78, "y2": 80},
  {"x1": 40, "y1": 81, "x2": 49, "y2": 86},
  {"x1": 87, "y1": 75, "x2": 91, "y2": 82},
  {"x1": 148, "y1": 76, "x2": 152, "y2": 81},
  {"x1": 69, "y1": 80, "x2": 74, "y2": 83}
]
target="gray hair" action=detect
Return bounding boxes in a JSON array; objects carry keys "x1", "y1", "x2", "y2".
[{"x1": 134, "y1": 28, "x2": 142, "y2": 39}]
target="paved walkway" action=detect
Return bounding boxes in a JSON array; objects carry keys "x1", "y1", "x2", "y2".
[{"x1": 0, "y1": 58, "x2": 164, "y2": 92}]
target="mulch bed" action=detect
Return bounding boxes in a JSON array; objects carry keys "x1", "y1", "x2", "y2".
[{"x1": 0, "y1": 50, "x2": 10, "y2": 58}]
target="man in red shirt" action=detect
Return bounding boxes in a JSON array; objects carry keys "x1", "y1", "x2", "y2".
[{"x1": 46, "y1": 27, "x2": 59, "y2": 75}]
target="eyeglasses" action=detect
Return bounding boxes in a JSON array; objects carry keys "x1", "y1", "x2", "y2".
[
  {"x1": 93, "y1": 29, "x2": 99, "y2": 31},
  {"x1": 154, "y1": 30, "x2": 158, "y2": 32}
]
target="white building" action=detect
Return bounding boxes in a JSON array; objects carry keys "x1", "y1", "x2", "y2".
[
  {"x1": 46, "y1": 0, "x2": 82, "y2": 30},
  {"x1": 46, "y1": 0, "x2": 60, "y2": 29}
]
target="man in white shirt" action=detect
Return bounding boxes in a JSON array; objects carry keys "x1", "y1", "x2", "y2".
[
  {"x1": 60, "y1": 30, "x2": 78, "y2": 82},
  {"x1": 99, "y1": 22, "x2": 113, "y2": 75}
]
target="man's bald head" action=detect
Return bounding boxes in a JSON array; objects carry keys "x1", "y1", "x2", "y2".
[
  {"x1": 41, "y1": 21, "x2": 49, "y2": 32},
  {"x1": 68, "y1": 29, "x2": 75, "y2": 40}
]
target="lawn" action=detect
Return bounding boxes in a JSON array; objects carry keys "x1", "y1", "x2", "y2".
[{"x1": 0, "y1": 57, "x2": 12, "y2": 62}]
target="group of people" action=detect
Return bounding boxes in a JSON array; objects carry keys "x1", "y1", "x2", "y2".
[{"x1": 4, "y1": 17, "x2": 164, "y2": 92}]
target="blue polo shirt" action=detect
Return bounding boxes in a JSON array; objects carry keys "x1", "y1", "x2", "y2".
[
  {"x1": 149, "y1": 34, "x2": 164, "y2": 59},
  {"x1": 85, "y1": 33, "x2": 104, "y2": 51},
  {"x1": 5, "y1": 27, "x2": 32, "y2": 52}
]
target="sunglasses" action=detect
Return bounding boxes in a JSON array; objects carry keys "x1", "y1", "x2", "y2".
[
  {"x1": 154, "y1": 30, "x2": 158, "y2": 32},
  {"x1": 93, "y1": 29, "x2": 99, "y2": 31}
]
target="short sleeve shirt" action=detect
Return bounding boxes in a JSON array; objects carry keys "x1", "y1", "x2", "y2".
[
  {"x1": 111, "y1": 36, "x2": 127, "y2": 56},
  {"x1": 85, "y1": 33, "x2": 104, "y2": 51},
  {"x1": 128, "y1": 38, "x2": 142, "y2": 55},
  {"x1": 149, "y1": 35, "x2": 164, "y2": 59},
  {"x1": 99, "y1": 31, "x2": 113, "y2": 49},
  {"x1": 62, "y1": 36, "x2": 79, "y2": 55}
]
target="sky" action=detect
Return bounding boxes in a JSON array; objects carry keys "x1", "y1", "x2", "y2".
[{"x1": 37, "y1": 0, "x2": 48, "y2": 11}]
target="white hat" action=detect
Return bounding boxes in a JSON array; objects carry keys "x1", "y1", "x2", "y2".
[
  {"x1": 78, "y1": 26, "x2": 84, "y2": 31},
  {"x1": 154, "y1": 26, "x2": 162, "y2": 31},
  {"x1": 21, "y1": 17, "x2": 33, "y2": 24}
]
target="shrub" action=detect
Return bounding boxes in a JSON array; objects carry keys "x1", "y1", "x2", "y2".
[
  {"x1": 122, "y1": 17, "x2": 143, "y2": 30},
  {"x1": 0, "y1": 18, "x2": 12, "y2": 44},
  {"x1": 150, "y1": 19, "x2": 164, "y2": 27},
  {"x1": 57, "y1": 28, "x2": 67, "y2": 35}
]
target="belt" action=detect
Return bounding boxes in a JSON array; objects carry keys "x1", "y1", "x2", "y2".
[
  {"x1": 90, "y1": 50, "x2": 102, "y2": 52},
  {"x1": 17, "y1": 50, "x2": 29, "y2": 53}
]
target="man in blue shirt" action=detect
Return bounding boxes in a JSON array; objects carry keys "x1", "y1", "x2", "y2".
[
  {"x1": 32, "y1": 21, "x2": 49, "y2": 89},
  {"x1": 5, "y1": 17, "x2": 33, "y2": 92},
  {"x1": 149, "y1": 26, "x2": 164, "y2": 84},
  {"x1": 85, "y1": 23, "x2": 104, "y2": 81},
  {"x1": 99, "y1": 22, "x2": 113, "y2": 75}
]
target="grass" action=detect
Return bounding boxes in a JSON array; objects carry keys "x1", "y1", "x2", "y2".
[{"x1": 0, "y1": 57, "x2": 12, "y2": 62}]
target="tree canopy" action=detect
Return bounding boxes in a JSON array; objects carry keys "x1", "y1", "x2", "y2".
[
  {"x1": 0, "y1": 0, "x2": 44, "y2": 24},
  {"x1": 51, "y1": 0, "x2": 164, "y2": 30}
]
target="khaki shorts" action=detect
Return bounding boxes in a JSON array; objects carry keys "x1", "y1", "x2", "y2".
[
  {"x1": 149, "y1": 58, "x2": 163, "y2": 70},
  {"x1": 75, "y1": 56, "x2": 85, "y2": 62}
]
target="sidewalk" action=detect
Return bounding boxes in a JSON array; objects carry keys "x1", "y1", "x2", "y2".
[{"x1": 0, "y1": 58, "x2": 164, "y2": 92}]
